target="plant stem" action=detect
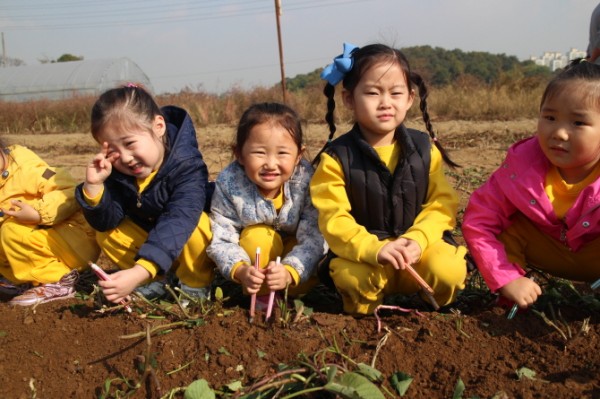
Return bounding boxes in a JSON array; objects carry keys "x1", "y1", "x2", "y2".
[{"x1": 119, "y1": 321, "x2": 191, "y2": 339}]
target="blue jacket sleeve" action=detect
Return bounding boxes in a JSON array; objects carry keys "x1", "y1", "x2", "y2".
[{"x1": 75, "y1": 181, "x2": 126, "y2": 232}]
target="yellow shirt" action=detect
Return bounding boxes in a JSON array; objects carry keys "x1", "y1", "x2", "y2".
[
  {"x1": 84, "y1": 170, "x2": 160, "y2": 276},
  {"x1": 228, "y1": 188, "x2": 300, "y2": 285},
  {"x1": 545, "y1": 163, "x2": 600, "y2": 220},
  {"x1": 310, "y1": 140, "x2": 459, "y2": 266}
]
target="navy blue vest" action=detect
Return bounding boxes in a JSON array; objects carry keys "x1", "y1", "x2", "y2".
[{"x1": 325, "y1": 124, "x2": 430, "y2": 239}]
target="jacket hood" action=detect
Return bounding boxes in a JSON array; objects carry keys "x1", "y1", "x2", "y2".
[{"x1": 160, "y1": 106, "x2": 201, "y2": 177}]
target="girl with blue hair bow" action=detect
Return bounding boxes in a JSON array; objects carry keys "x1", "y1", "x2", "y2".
[{"x1": 310, "y1": 43, "x2": 468, "y2": 315}]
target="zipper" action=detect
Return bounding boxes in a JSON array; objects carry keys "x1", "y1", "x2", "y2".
[{"x1": 559, "y1": 222, "x2": 567, "y2": 243}]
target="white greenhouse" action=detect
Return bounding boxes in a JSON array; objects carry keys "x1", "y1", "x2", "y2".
[{"x1": 0, "y1": 57, "x2": 153, "y2": 102}]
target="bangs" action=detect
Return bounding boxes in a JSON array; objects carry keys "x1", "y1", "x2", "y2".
[
  {"x1": 542, "y1": 79, "x2": 600, "y2": 111},
  {"x1": 94, "y1": 107, "x2": 153, "y2": 138}
]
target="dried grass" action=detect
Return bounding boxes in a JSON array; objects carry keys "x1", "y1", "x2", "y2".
[{"x1": 0, "y1": 79, "x2": 544, "y2": 135}]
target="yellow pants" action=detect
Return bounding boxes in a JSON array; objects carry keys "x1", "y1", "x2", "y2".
[
  {"x1": 96, "y1": 212, "x2": 214, "y2": 289},
  {"x1": 0, "y1": 216, "x2": 100, "y2": 285},
  {"x1": 500, "y1": 214, "x2": 600, "y2": 282},
  {"x1": 330, "y1": 239, "x2": 467, "y2": 315},
  {"x1": 237, "y1": 224, "x2": 317, "y2": 296}
]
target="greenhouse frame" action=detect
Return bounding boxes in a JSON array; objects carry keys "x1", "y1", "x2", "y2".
[{"x1": 0, "y1": 57, "x2": 153, "y2": 102}]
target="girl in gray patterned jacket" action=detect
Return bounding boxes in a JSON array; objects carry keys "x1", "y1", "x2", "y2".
[{"x1": 207, "y1": 103, "x2": 326, "y2": 308}]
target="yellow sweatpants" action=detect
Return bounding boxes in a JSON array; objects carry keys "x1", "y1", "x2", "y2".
[
  {"x1": 0, "y1": 216, "x2": 100, "y2": 285},
  {"x1": 96, "y1": 212, "x2": 214, "y2": 289},
  {"x1": 499, "y1": 214, "x2": 600, "y2": 282},
  {"x1": 330, "y1": 239, "x2": 467, "y2": 315},
  {"x1": 237, "y1": 224, "x2": 317, "y2": 297}
]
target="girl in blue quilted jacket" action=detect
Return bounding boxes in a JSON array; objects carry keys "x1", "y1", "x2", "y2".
[
  {"x1": 76, "y1": 84, "x2": 213, "y2": 304},
  {"x1": 207, "y1": 102, "x2": 326, "y2": 308}
]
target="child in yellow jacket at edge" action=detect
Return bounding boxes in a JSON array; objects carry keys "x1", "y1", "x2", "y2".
[{"x1": 0, "y1": 139, "x2": 99, "y2": 306}]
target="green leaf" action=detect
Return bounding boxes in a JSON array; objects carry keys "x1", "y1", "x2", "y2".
[
  {"x1": 225, "y1": 380, "x2": 243, "y2": 392},
  {"x1": 293, "y1": 299, "x2": 304, "y2": 309},
  {"x1": 390, "y1": 372, "x2": 413, "y2": 396},
  {"x1": 452, "y1": 377, "x2": 465, "y2": 399},
  {"x1": 214, "y1": 286, "x2": 223, "y2": 301},
  {"x1": 356, "y1": 363, "x2": 383, "y2": 382},
  {"x1": 184, "y1": 379, "x2": 215, "y2": 399},
  {"x1": 515, "y1": 367, "x2": 537, "y2": 381},
  {"x1": 218, "y1": 347, "x2": 231, "y2": 356},
  {"x1": 103, "y1": 378, "x2": 114, "y2": 396},
  {"x1": 256, "y1": 349, "x2": 266, "y2": 359},
  {"x1": 324, "y1": 372, "x2": 385, "y2": 399},
  {"x1": 293, "y1": 298, "x2": 313, "y2": 316},
  {"x1": 188, "y1": 319, "x2": 206, "y2": 327},
  {"x1": 326, "y1": 365, "x2": 338, "y2": 382},
  {"x1": 292, "y1": 298, "x2": 314, "y2": 316},
  {"x1": 0, "y1": 330, "x2": 7, "y2": 338}
]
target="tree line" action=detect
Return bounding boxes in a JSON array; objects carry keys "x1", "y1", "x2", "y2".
[{"x1": 286, "y1": 45, "x2": 553, "y2": 91}]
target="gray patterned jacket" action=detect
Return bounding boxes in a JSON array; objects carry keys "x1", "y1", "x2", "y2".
[{"x1": 207, "y1": 159, "x2": 326, "y2": 283}]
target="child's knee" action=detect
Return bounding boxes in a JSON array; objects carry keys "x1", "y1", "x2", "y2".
[
  {"x1": 0, "y1": 220, "x2": 29, "y2": 246},
  {"x1": 330, "y1": 259, "x2": 385, "y2": 314},
  {"x1": 421, "y1": 242, "x2": 467, "y2": 285},
  {"x1": 239, "y1": 224, "x2": 283, "y2": 267},
  {"x1": 418, "y1": 243, "x2": 467, "y2": 306}
]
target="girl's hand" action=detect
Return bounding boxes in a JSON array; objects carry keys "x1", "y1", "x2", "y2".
[
  {"x1": 234, "y1": 264, "x2": 266, "y2": 295},
  {"x1": 498, "y1": 277, "x2": 541, "y2": 309},
  {"x1": 98, "y1": 265, "x2": 151, "y2": 304},
  {"x1": 1, "y1": 200, "x2": 41, "y2": 224},
  {"x1": 84, "y1": 142, "x2": 119, "y2": 192},
  {"x1": 377, "y1": 238, "x2": 421, "y2": 270},
  {"x1": 264, "y1": 260, "x2": 292, "y2": 291}
]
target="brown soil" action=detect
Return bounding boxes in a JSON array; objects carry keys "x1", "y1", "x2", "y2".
[{"x1": 0, "y1": 120, "x2": 599, "y2": 399}]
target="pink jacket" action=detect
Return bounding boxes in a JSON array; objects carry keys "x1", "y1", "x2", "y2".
[{"x1": 462, "y1": 136, "x2": 600, "y2": 292}]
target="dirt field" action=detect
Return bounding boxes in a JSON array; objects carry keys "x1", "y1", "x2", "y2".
[{"x1": 0, "y1": 120, "x2": 598, "y2": 399}]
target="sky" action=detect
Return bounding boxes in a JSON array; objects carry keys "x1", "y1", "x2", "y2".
[{"x1": 1, "y1": 0, "x2": 598, "y2": 94}]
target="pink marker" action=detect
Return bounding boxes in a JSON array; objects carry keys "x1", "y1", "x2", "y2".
[
  {"x1": 89, "y1": 262, "x2": 132, "y2": 313},
  {"x1": 249, "y1": 247, "x2": 260, "y2": 322},
  {"x1": 265, "y1": 256, "x2": 280, "y2": 321}
]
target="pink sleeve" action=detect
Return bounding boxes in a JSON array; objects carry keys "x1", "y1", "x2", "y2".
[{"x1": 462, "y1": 174, "x2": 526, "y2": 292}]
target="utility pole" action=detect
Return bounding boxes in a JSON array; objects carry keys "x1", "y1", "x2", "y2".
[
  {"x1": 1, "y1": 32, "x2": 5, "y2": 67},
  {"x1": 274, "y1": 0, "x2": 287, "y2": 103}
]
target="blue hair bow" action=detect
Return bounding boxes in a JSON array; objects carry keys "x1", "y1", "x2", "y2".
[{"x1": 320, "y1": 42, "x2": 359, "y2": 86}]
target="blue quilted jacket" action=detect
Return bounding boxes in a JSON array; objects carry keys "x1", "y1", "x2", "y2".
[
  {"x1": 208, "y1": 159, "x2": 326, "y2": 283},
  {"x1": 76, "y1": 106, "x2": 209, "y2": 273}
]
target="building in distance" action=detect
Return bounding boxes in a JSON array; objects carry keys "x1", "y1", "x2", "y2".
[{"x1": 529, "y1": 48, "x2": 587, "y2": 71}]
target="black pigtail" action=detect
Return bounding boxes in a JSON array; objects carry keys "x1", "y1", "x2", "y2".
[
  {"x1": 410, "y1": 72, "x2": 460, "y2": 169},
  {"x1": 312, "y1": 83, "x2": 338, "y2": 166}
]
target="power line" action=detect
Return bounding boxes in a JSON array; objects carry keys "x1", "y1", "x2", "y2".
[
  {"x1": 1, "y1": 0, "x2": 262, "y2": 19},
  {"x1": 0, "y1": 0, "x2": 371, "y2": 31},
  {"x1": 0, "y1": 0, "x2": 262, "y2": 11}
]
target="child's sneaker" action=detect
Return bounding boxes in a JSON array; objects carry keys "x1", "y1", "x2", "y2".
[
  {"x1": 135, "y1": 272, "x2": 178, "y2": 300},
  {"x1": 9, "y1": 270, "x2": 79, "y2": 306},
  {"x1": 0, "y1": 278, "x2": 30, "y2": 298},
  {"x1": 178, "y1": 283, "x2": 210, "y2": 308},
  {"x1": 179, "y1": 283, "x2": 210, "y2": 300},
  {"x1": 135, "y1": 280, "x2": 169, "y2": 300}
]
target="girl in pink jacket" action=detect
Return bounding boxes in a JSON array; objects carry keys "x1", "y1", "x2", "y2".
[{"x1": 463, "y1": 59, "x2": 600, "y2": 310}]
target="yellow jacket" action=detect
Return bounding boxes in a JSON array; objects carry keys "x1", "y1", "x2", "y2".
[
  {"x1": 310, "y1": 143, "x2": 458, "y2": 266},
  {"x1": 0, "y1": 145, "x2": 89, "y2": 239}
]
